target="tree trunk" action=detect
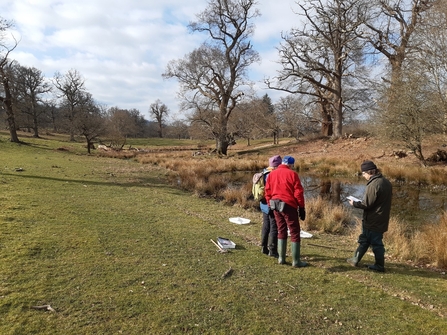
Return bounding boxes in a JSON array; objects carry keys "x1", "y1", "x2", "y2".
[
  {"x1": 0, "y1": 76, "x2": 20, "y2": 143},
  {"x1": 6, "y1": 112, "x2": 20, "y2": 142},
  {"x1": 217, "y1": 135, "x2": 229, "y2": 155},
  {"x1": 32, "y1": 102, "x2": 39, "y2": 138},
  {"x1": 321, "y1": 110, "x2": 333, "y2": 137}
]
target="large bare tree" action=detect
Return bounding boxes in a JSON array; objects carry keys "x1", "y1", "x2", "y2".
[
  {"x1": 267, "y1": 0, "x2": 369, "y2": 138},
  {"x1": 163, "y1": 0, "x2": 260, "y2": 155},
  {"x1": 14, "y1": 65, "x2": 52, "y2": 138},
  {"x1": 373, "y1": 0, "x2": 447, "y2": 165},
  {"x1": 362, "y1": 0, "x2": 435, "y2": 87},
  {"x1": 0, "y1": 17, "x2": 20, "y2": 143},
  {"x1": 53, "y1": 69, "x2": 86, "y2": 141},
  {"x1": 74, "y1": 93, "x2": 106, "y2": 154},
  {"x1": 149, "y1": 99, "x2": 169, "y2": 138}
]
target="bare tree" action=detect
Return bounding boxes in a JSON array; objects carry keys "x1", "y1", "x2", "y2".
[
  {"x1": 53, "y1": 69, "x2": 86, "y2": 141},
  {"x1": 275, "y1": 95, "x2": 319, "y2": 139},
  {"x1": 228, "y1": 99, "x2": 264, "y2": 146},
  {"x1": 149, "y1": 99, "x2": 169, "y2": 138},
  {"x1": 163, "y1": 0, "x2": 260, "y2": 155},
  {"x1": 0, "y1": 17, "x2": 20, "y2": 142},
  {"x1": 413, "y1": 1, "x2": 447, "y2": 135},
  {"x1": 74, "y1": 93, "x2": 106, "y2": 154},
  {"x1": 267, "y1": 0, "x2": 369, "y2": 138},
  {"x1": 14, "y1": 65, "x2": 51, "y2": 137},
  {"x1": 362, "y1": 0, "x2": 435, "y2": 87},
  {"x1": 107, "y1": 107, "x2": 139, "y2": 136},
  {"x1": 374, "y1": 1, "x2": 447, "y2": 165}
]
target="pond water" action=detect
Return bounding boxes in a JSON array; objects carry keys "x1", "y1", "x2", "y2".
[{"x1": 299, "y1": 174, "x2": 447, "y2": 226}]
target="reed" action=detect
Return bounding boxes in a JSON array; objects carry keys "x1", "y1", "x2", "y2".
[
  {"x1": 383, "y1": 217, "x2": 413, "y2": 260},
  {"x1": 413, "y1": 211, "x2": 447, "y2": 268},
  {"x1": 381, "y1": 164, "x2": 447, "y2": 186},
  {"x1": 304, "y1": 197, "x2": 352, "y2": 234}
]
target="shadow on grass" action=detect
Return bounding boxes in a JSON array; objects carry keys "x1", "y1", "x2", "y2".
[{"x1": 323, "y1": 257, "x2": 445, "y2": 280}]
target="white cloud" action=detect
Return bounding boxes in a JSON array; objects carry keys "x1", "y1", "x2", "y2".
[{"x1": 3, "y1": 0, "x2": 298, "y2": 119}]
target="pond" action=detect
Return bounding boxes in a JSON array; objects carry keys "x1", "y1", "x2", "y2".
[{"x1": 299, "y1": 174, "x2": 447, "y2": 226}]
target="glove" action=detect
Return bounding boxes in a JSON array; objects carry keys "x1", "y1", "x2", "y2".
[{"x1": 298, "y1": 207, "x2": 306, "y2": 221}]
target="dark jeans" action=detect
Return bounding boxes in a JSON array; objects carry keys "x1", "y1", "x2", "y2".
[
  {"x1": 261, "y1": 210, "x2": 278, "y2": 250},
  {"x1": 357, "y1": 227, "x2": 385, "y2": 263},
  {"x1": 273, "y1": 203, "x2": 301, "y2": 242}
]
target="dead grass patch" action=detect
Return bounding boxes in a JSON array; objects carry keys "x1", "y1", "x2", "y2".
[
  {"x1": 304, "y1": 197, "x2": 352, "y2": 234},
  {"x1": 413, "y1": 212, "x2": 447, "y2": 268}
]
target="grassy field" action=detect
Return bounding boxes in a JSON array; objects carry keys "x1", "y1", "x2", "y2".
[{"x1": 1, "y1": 133, "x2": 446, "y2": 334}]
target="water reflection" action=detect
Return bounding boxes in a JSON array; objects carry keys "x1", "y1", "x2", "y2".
[{"x1": 300, "y1": 175, "x2": 447, "y2": 226}]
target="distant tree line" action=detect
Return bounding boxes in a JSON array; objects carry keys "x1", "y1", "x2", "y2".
[{"x1": 2, "y1": 0, "x2": 447, "y2": 163}]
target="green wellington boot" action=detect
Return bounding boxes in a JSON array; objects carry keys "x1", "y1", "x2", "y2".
[
  {"x1": 291, "y1": 242, "x2": 308, "y2": 268},
  {"x1": 277, "y1": 239, "x2": 287, "y2": 264}
]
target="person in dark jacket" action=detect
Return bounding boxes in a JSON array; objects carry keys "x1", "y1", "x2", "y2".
[
  {"x1": 260, "y1": 155, "x2": 282, "y2": 258},
  {"x1": 347, "y1": 160, "x2": 392, "y2": 272},
  {"x1": 265, "y1": 155, "x2": 307, "y2": 267}
]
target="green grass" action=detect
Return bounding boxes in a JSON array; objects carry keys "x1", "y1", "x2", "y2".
[{"x1": 0, "y1": 133, "x2": 447, "y2": 334}]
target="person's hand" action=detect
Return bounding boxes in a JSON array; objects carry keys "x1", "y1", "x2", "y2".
[
  {"x1": 298, "y1": 207, "x2": 306, "y2": 221},
  {"x1": 348, "y1": 200, "x2": 354, "y2": 206}
]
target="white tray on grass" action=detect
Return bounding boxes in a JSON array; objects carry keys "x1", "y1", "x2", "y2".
[
  {"x1": 217, "y1": 237, "x2": 236, "y2": 249},
  {"x1": 229, "y1": 217, "x2": 250, "y2": 224}
]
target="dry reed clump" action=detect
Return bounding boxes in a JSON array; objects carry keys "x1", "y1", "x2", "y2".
[
  {"x1": 412, "y1": 211, "x2": 447, "y2": 268},
  {"x1": 304, "y1": 197, "x2": 353, "y2": 234},
  {"x1": 381, "y1": 165, "x2": 437, "y2": 185},
  {"x1": 97, "y1": 150, "x2": 138, "y2": 159},
  {"x1": 193, "y1": 174, "x2": 229, "y2": 197},
  {"x1": 383, "y1": 217, "x2": 413, "y2": 260},
  {"x1": 221, "y1": 183, "x2": 255, "y2": 208},
  {"x1": 428, "y1": 167, "x2": 447, "y2": 186}
]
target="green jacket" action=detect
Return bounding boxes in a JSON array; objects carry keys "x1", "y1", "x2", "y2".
[{"x1": 353, "y1": 173, "x2": 392, "y2": 233}]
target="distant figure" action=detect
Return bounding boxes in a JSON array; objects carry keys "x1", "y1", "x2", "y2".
[
  {"x1": 265, "y1": 156, "x2": 307, "y2": 267},
  {"x1": 347, "y1": 160, "x2": 392, "y2": 272},
  {"x1": 259, "y1": 155, "x2": 282, "y2": 258}
]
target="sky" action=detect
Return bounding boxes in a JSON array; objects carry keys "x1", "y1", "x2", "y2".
[{"x1": 3, "y1": 0, "x2": 300, "y2": 121}]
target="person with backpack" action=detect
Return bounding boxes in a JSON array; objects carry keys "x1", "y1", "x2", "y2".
[
  {"x1": 264, "y1": 155, "x2": 308, "y2": 267},
  {"x1": 256, "y1": 155, "x2": 282, "y2": 258}
]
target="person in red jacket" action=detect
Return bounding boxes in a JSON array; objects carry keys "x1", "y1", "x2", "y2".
[{"x1": 264, "y1": 155, "x2": 307, "y2": 267}]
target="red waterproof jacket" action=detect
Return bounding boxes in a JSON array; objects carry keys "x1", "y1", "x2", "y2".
[{"x1": 264, "y1": 164, "x2": 305, "y2": 210}]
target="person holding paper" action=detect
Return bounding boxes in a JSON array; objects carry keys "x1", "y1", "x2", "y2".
[{"x1": 347, "y1": 160, "x2": 392, "y2": 272}]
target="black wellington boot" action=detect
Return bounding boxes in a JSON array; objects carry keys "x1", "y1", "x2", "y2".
[
  {"x1": 367, "y1": 249, "x2": 385, "y2": 272},
  {"x1": 261, "y1": 233, "x2": 269, "y2": 255},
  {"x1": 268, "y1": 235, "x2": 279, "y2": 258}
]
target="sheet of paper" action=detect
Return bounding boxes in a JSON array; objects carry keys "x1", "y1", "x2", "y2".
[{"x1": 347, "y1": 195, "x2": 361, "y2": 202}]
